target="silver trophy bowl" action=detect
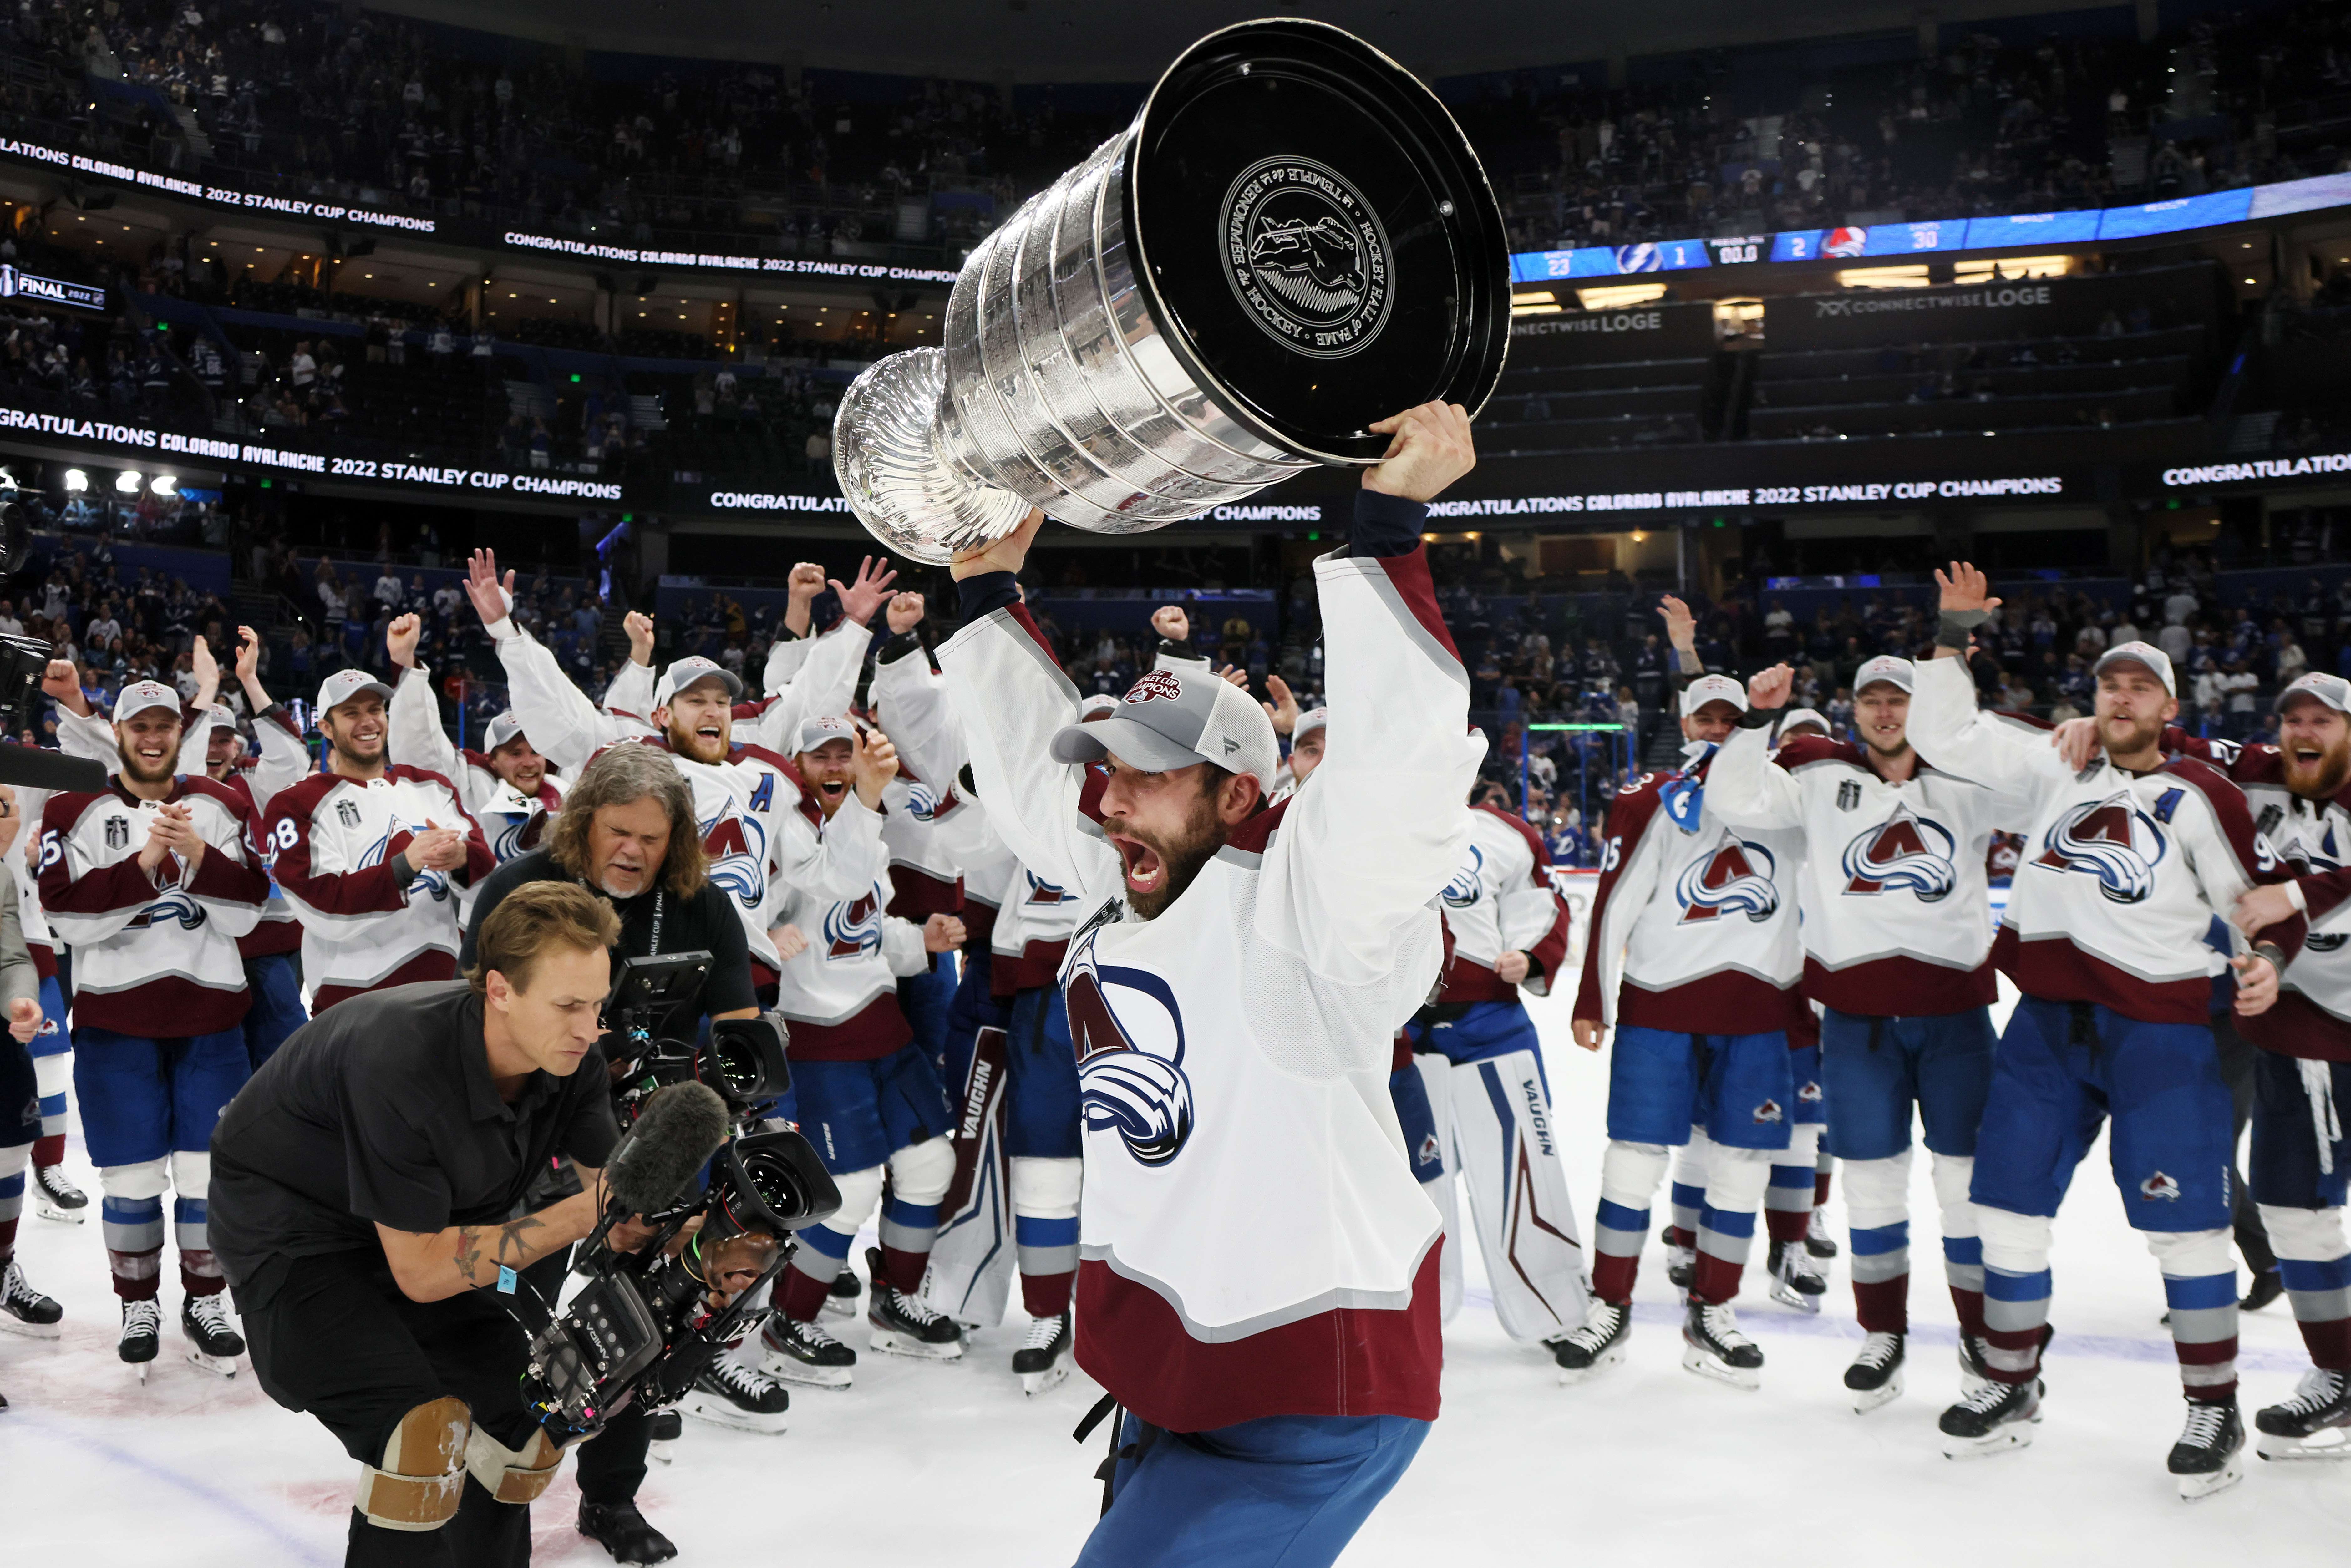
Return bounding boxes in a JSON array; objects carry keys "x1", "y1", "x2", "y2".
[{"x1": 833, "y1": 17, "x2": 1511, "y2": 565}]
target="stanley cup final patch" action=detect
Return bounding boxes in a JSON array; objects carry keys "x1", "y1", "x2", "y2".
[{"x1": 1219, "y1": 156, "x2": 1393, "y2": 360}]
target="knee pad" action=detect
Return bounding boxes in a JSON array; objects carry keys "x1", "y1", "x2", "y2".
[
  {"x1": 1842, "y1": 1153, "x2": 1913, "y2": 1231},
  {"x1": 1929, "y1": 1152, "x2": 1975, "y2": 1218},
  {"x1": 2145, "y1": 1227, "x2": 2235, "y2": 1279},
  {"x1": 827, "y1": 1165, "x2": 885, "y2": 1233},
  {"x1": 2258, "y1": 1205, "x2": 2351, "y2": 1263},
  {"x1": 1010, "y1": 1156, "x2": 1082, "y2": 1220},
  {"x1": 98, "y1": 1158, "x2": 169, "y2": 1202},
  {"x1": 0, "y1": 1141, "x2": 28, "y2": 1179},
  {"x1": 1779, "y1": 1123, "x2": 1823, "y2": 1164},
  {"x1": 462, "y1": 1423, "x2": 566, "y2": 1506},
  {"x1": 1702, "y1": 1143, "x2": 1773, "y2": 1206},
  {"x1": 1600, "y1": 1141, "x2": 1670, "y2": 1208},
  {"x1": 887, "y1": 1137, "x2": 957, "y2": 1207},
  {"x1": 354, "y1": 1396, "x2": 471, "y2": 1532},
  {"x1": 1976, "y1": 1206, "x2": 2054, "y2": 1275},
  {"x1": 170, "y1": 1149, "x2": 210, "y2": 1195}
]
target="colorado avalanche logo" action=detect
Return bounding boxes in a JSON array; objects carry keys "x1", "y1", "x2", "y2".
[
  {"x1": 2034, "y1": 792, "x2": 2165, "y2": 904},
  {"x1": 1065, "y1": 929, "x2": 1193, "y2": 1168},
  {"x1": 823, "y1": 892, "x2": 882, "y2": 959},
  {"x1": 490, "y1": 813, "x2": 533, "y2": 862},
  {"x1": 1841, "y1": 805, "x2": 1958, "y2": 901},
  {"x1": 361, "y1": 825, "x2": 451, "y2": 903},
  {"x1": 1123, "y1": 671, "x2": 1183, "y2": 706},
  {"x1": 904, "y1": 783, "x2": 939, "y2": 823},
  {"x1": 2140, "y1": 1171, "x2": 2181, "y2": 1202},
  {"x1": 127, "y1": 890, "x2": 205, "y2": 931},
  {"x1": 1025, "y1": 870, "x2": 1075, "y2": 906},
  {"x1": 1676, "y1": 831, "x2": 1779, "y2": 923},
  {"x1": 701, "y1": 800, "x2": 769, "y2": 911},
  {"x1": 1440, "y1": 845, "x2": 1485, "y2": 909}
]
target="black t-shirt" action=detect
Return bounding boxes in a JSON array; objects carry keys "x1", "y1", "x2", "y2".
[
  {"x1": 207, "y1": 980, "x2": 618, "y2": 1303},
  {"x1": 458, "y1": 847, "x2": 759, "y2": 1030}
]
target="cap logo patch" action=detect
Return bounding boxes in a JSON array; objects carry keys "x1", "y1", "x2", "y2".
[{"x1": 1124, "y1": 671, "x2": 1183, "y2": 705}]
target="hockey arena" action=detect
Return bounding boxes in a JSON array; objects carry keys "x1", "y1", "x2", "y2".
[{"x1": 4, "y1": 1, "x2": 2351, "y2": 1564}]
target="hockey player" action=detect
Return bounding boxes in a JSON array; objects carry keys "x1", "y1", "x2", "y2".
[
  {"x1": 6, "y1": 753, "x2": 80, "y2": 1222},
  {"x1": 1405, "y1": 779, "x2": 1586, "y2": 1358},
  {"x1": 263, "y1": 669, "x2": 495, "y2": 1010},
  {"x1": 868, "y1": 594, "x2": 968, "y2": 1077},
  {"x1": 1706, "y1": 654, "x2": 2034, "y2": 1410},
  {"x1": 386, "y1": 612, "x2": 563, "y2": 869},
  {"x1": 0, "y1": 798, "x2": 60, "y2": 1351},
  {"x1": 38, "y1": 680, "x2": 271, "y2": 1373},
  {"x1": 756, "y1": 713, "x2": 971, "y2": 1387},
  {"x1": 1909, "y1": 563, "x2": 2299, "y2": 1495},
  {"x1": 1559, "y1": 661, "x2": 1808, "y2": 1389},
  {"x1": 941, "y1": 403, "x2": 1479, "y2": 1568}
]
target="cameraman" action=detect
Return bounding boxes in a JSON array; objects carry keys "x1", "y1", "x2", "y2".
[
  {"x1": 207, "y1": 882, "x2": 651, "y2": 1567},
  {"x1": 461, "y1": 742, "x2": 777, "y2": 1566}
]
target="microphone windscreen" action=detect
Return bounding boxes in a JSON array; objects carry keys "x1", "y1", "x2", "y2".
[{"x1": 607, "y1": 1082, "x2": 729, "y2": 1215}]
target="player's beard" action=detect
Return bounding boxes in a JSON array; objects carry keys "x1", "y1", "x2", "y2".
[
  {"x1": 667, "y1": 718, "x2": 729, "y2": 766},
  {"x1": 330, "y1": 729, "x2": 385, "y2": 772},
  {"x1": 2283, "y1": 729, "x2": 2351, "y2": 801},
  {"x1": 117, "y1": 738, "x2": 176, "y2": 787},
  {"x1": 2096, "y1": 707, "x2": 2166, "y2": 764},
  {"x1": 1104, "y1": 788, "x2": 1226, "y2": 922}
]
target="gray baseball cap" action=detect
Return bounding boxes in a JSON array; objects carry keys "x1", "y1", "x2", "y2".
[
  {"x1": 113, "y1": 680, "x2": 182, "y2": 724},
  {"x1": 1853, "y1": 655, "x2": 1915, "y2": 694},
  {"x1": 653, "y1": 655, "x2": 744, "y2": 709},
  {"x1": 795, "y1": 713, "x2": 856, "y2": 753},
  {"x1": 2092, "y1": 639, "x2": 2176, "y2": 697},
  {"x1": 2276, "y1": 672, "x2": 2351, "y2": 714},
  {"x1": 1049, "y1": 668, "x2": 1279, "y2": 792},
  {"x1": 316, "y1": 668, "x2": 393, "y2": 717},
  {"x1": 1293, "y1": 706, "x2": 1330, "y2": 742},
  {"x1": 1777, "y1": 707, "x2": 1831, "y2": 737},
  {"x1": 484, "y1": 711, "x2": 528, "y2": 751}
]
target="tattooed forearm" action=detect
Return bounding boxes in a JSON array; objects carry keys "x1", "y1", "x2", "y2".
[
  {"x1": 493, "y1": 1215, "x2": 545, "y2": 1267},
  {"x1": 452, "y1": 1227, "x2": 486, "y2": 1284}
]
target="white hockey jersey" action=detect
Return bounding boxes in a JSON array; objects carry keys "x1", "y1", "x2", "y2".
[
  {"x1": 1439, "y1": 804, "x2": 1575, "y2": 1002},
  {"x1": 388, "y1": 664, "x2": 564, "y2": 867},
  {"x1": 1706, "y1": 723, "x2": 2035, "y2": 1017},
  {"x1": 941, "y1": 539, "x2": 1479, "y2": 1433},
  {"x1": 38, "y1": 778, "x2": 268, "y2": 1034},
  {"x1": 1908, "y1": 655, "x2": 2293, "y2": 1024},
  {"x1": 768, "y1": 869, "x2": 932, "y2": 1059},
  {"x1": 1573, "y1": 747, "x2": 1807, "y2": 1035},
  {"x1": 261, "y1": 765, "x2": 494, "y2": 1007}
]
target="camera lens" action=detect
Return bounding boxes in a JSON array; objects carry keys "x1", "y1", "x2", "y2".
[
  {"x1": 710, "y1": 1038, "x2": 756, "y2": 1095},
  {"x1": 738, "y1": 1149, "x2": 801, "y2": 1222}
]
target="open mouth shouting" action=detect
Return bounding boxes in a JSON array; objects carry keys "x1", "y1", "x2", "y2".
[
  {"x1": 1108, "y1": 831, "x2": 1165, "y2": 898},
  {"x1": 815, "y1": 776, "x2": 849, "y2": 808}
]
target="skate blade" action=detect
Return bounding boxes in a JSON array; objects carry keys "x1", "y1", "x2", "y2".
[
  {"x1": 1020, "y1": 1362, "x2": 1070, "y2": 1397},
  {"x1": 2175, "y1": 1450, "x2": 2244, "y2": 1500},
  {"x1": 0, "y1": 1315, "x2": 63, "y2": 1340},
  {"x1": 33, "y1": 1200, "x2": 86, "y2": 1225},
  {"x1": 1679, "y1": 1343, "x2": 1761, "y2": 1391},
  {"x1": 1556, "y1": 1342, "x2": 1627, "y2": 1388},
  {"x1": 1942, "y1": 1420, "x2": 2039, "y2": 1460},
  {"x1": 678, "y1": 1394, "x2": 789, "y2": 1435},
  {"x1": 2255, "y1": 1429, "x2": 2351, "y2": 1461},
  {"x1": 1770, "y1": 1282, "x2": 1825, "y2": 1315},
  {"x1": 1849, "y1": 1371, "x2": 1904, "y2": 1414},
  {"x1": 759, "y1": 1355, "x2": 853, "y2": 1389},
  {"x1": 185, "y1": 1350, "x2": 239, "y2": 1378},
  {"x1": 131, "y1": 1359, "x2": 150, "y2": 1383},
  {"x1": 647, "y1": 1441, "x2": 676, "y2": 1466},
  {"x1": 820, "y1": 1297, "x2": 858, "y2": 1320},
  {"x1": 868, "y1": 1329, "x2": 964, "y2": 1361}
]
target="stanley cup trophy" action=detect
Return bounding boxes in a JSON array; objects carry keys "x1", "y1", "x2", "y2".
[{"x1": 831, "y1": 18, "x2": 1511, "y2": 563}]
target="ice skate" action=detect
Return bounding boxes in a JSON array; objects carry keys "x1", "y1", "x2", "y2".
[
  {"x1": 824, "y1": 1266, "x2": 861, "y2": 1320},
  {"x1": 1680, "y1": 1301, "x2": 1763, "y2": 1391},
  {"x1": 119, "y1": 1298, "x2": 161, "y2": 1379},
  {"x1": 0, "y1": 1259, "x2": 62, "y2": 1339},
  {"x1": 1940, "y1": 1378, "x2": 2042, "y2": 1458},
  {"x1": 866, "y1": 1247, "x2": 964, "y2": 1360},
  {"x1": 1013, "y1": 1309, "x2": 1071, "y2": 1395},
  {"x1": 1552, "y1": 1300, "x2": 1630, "y2": 1386},
  {"x1": 759, "y1": 1313, "x2": 856, "y2": 1388},
  {"x1": 2255, "y1": 1369, "x2": 2351, "y2": 1461},
  {"x1": 1661, "y1": 1226, "x2": 1694, "y2": 1292},
  {"x1": 180, "y1": 1295, "x2": 244, "y2": 1377},
  {"x1": 1767, "y1": 1238, "x2": 1826, "y2": 1313},
  {"x1": 577, "y1": 1500, "x2": 678, "y2": 1565},
  {"x1": 1844, "y1": 1331, "x2": 1905, "y2": 1413},
  {"x1": 31, "y1": 1164, "x2": 86, "y2": 1224},
  {"x1": 2168, "y1": 1399, "x2": 2245, "y2": 1500},
  {"x1": 679, "y1": 1353, "x2": 790, "y2": 1434},
  {"x1": 1804, "y1": 1208, "x2": 1838, "y2": 1260},
  {"x1": 647, "y1": 1408, "x2": 682, "y2": 1464},
  {"x1": 1959, "y1": 1322, "x2": 2049, "y2": 1396}
]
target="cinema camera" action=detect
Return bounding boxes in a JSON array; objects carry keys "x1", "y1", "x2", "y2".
[
  {"x1": 521, "y1": 954, "x2": 842, "y2": 1439},
  {"x1": 0, "y1": 486, "x2": 106, "y2": 792}
]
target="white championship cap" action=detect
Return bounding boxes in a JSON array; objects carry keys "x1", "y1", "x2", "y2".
[
  {"x1": 1777, "y1": 707, "x2": 1831, "y2": 737},
  {"x1": 315, "y1": 668, "x2": 394, "y2": 716},
  {"x1": 1048, "y1": 668, "x2": 1279, "y2": 793},
  {"x1": 1853, "y1": 655, "x2": 1915, "y2": 694},
  {"x1": 652, "y1": 655, "x2": 744, "y2": 710},
  {"x1": 1679, "y1": 674, "x2": 1748, "y2": 717},
  {"x1": 200, "y1": 702, "x2": 237, "y2": 733},
  {"x1": 2276, "y1": 672, "x2": 2351, "y2": 714},
  {"x1": 1293, "y1": 706, "x2": 1330, "y2": 741},
  {"x1": 1078, "y1": 694, "x2": 1122, "y2": 720},
  {"x1": 112, "y1": 680, "x2": 182, "y2": 724},
  {"x1": 483, "y1": 711, "x2": 528, "y2": 751},
  {"x1": 794, "y1": 713, "x2": 856, "y2": 753},
  {"x1": 2092, "y1": 639, "x2": 2176, "y2": 697}
]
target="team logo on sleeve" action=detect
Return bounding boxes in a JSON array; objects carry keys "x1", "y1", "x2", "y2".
[
  {"x1": 823, "y1": 892, "x2": 882, "y2": 958},
  {"x1": 1675, "y1": 831, "x2": 1779, "y2": 923},
  {"x1": 1065, "y1": 928, "x2": 1193, "y2": 1168},
  {"x1": 1440, "y1": 845, "x2": 1485, "y2": 909},
  {"x1": 1840, "y1": 805, "x2": 1958, "y2": 901},
  {"x1": 336, "y1": 799, "x2": 363, "y2": 829},
  {"x1": 700, "y1": 799, "x2": 769, "y2": 911},
  {"x1": 104, "y1": 815, "x2": 129, "y2": 850},
  {"x1": 2032, "y1": 792, "x2": 2165, "y2": 904}
]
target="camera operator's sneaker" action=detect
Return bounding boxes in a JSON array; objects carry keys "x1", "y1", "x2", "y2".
[
  {"x1": 866, "y1": 1247, "x2": 964, "y2": 1360},
  {"x1": 32, "y1": 1164, "x2": 86, "y2": 1224},
  {"x1": 577, "y1": 1500, "x2": 678, "y2": 1565},
  {"x1": 759, "y1": 1314, "x2": 856, "y2": 1388},
  {"x1": 680, "y1": 1352, "x2": 790, "y2": 1434},
  {"x1": 824, "y1": 1267, "x2": 861, "y2": 1319}
]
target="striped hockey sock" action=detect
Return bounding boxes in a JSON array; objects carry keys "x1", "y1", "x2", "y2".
[
  {"x1": 2163, "y1": 1274, "x2": 2240, "y2": 1403},
  {"x1": 1015, "y1": 1213, "x2": 1077, "y2": 1317},
  {"x1": 0, "y1": 1146, "x2": 22, "y2": 1261},
  {"x1": 2259, "y1": 1205, "x2": 2351, "y2": 1373},
  {"x1": 780, "y1": 1223, "x2": 854, "y2": 1321},
  {"x1": 1815, "y1": 1147, "x2": 1833, "y2": 1209},
  {"x1": 1690, "y1": 1149, "x2": 1772, "y2": 1306},
  {"x1": 877, "y1": 1191, "x2": 941, "y2": 1295},
  {"x1": 1765, "y1": 1124, "x2": 1822, "y2": 1245},
  {"x1": 1980, "y1": 1265, "x2": 2052, "y2": 1384},
  {"x1": 1592, "y1": 1141, "x2": 1670, "y2": 1306}
]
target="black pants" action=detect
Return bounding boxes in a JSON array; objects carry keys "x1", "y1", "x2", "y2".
[
  {"x1": 2213, "y1": 1014, "x2": 2277, "y2": 1275},
  {"x1": 239, "y1": 1251, "x2": 539, "y2": 1567},
  {"x1": 513, "y1": 1245, "x2": 656, "y2": 1509}
]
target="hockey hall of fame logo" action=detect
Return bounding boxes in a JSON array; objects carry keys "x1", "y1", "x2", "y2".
[{"x1": 1219, "y1": 156, "x2": 1393, "y2": 361}]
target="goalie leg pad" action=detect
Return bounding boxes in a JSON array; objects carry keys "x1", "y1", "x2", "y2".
[
  {"x1": 463, "y1": 1421, "x2": 567, "y2": 1505},
  {"x1": 354, "y1": 1396, "x2": 471, "y2": 1532},
  {"x1": 1447, "y1": 1050, "x2": 1588, "y2": 1342},
  {"x1": 1412, "y1": 1053, "x2": 1463, "y2": 1322}
]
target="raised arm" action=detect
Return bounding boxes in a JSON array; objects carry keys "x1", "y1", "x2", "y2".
[
  {"x1": 602, "y1": 610, "x2": 657, "y2": 720},
  {"x1": 1706, "y1": 664, "x2": 1807, "y2": 830},
  {"x1": 869, "y1": 594, "x2": 966, "y2": 788},
  {"x1": 1906, "y1": 563, "x2": 2064, "y2": 799},
  {"x1": 385, "y1": 613, "x2": 467, "y2": 797}
]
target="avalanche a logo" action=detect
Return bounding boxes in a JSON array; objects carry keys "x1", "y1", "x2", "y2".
[
  {"x1": 1064, "y1": 927, "x2": 1193, "y2": 1168},
  {"x1": 2033, "y1": 791, "x2": 2166, "y2": 904},
  {"x1": 1025, "y1": 870, "x2": 1076, "y2": 906},
  {"x1": 361, "y1": 823, "x2": 451, "y2": 903},
  {"x1": 2140, "y1": 1171, "x2": 2181, "y2": 1202},
  {"x1": 127, "y1": 890, "x2": 205, "y2": 931},
  {"x1": 1840, "y1": 804, "x2": 1958, "y2": 901},
  {"x1": 489, "y1": 811, "x2": 534, "y2": 863},
  {"x1": 1675, "y1": 830, "x2": 1779, "y2": 923},
  {"x1": 1220, "y1": 155, "x2": 1392, "y2": 360},
  {"x1": 904, "y1": 782, "x2": 939, "y2": 823},
  {"x1": 824, "y1": 891, "x2": 882, "y2": 959},
  {"x1": 700, "y1": 796, "x2": 770, "y2": 911},
  {"x1": 1440, "y1": 845, "x2": 1485, "y2": 909}
]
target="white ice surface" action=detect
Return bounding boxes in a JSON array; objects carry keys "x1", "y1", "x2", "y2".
[{"x1": 3, "y1": 980, "x2": 2348, "y2": 1564}]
